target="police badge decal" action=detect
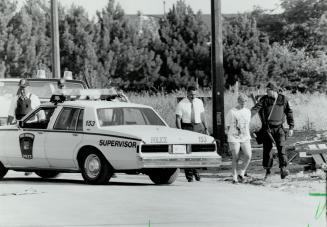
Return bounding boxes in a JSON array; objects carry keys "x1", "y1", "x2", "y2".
[{"x1": 19, "y1": 133, "x2": 35, "y2": 159}]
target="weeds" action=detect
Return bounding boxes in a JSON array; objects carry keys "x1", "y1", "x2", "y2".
[{"x1": 127, "y1": 90, "x2": 325, "y2": 132}]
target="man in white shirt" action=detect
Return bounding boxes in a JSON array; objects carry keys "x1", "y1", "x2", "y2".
[
  {"x1": 7, "y1": 79, "x2": 41, "y2": 124},
  {"x1": 176, "y1": 86, "x2": 208, "y2": 182}
]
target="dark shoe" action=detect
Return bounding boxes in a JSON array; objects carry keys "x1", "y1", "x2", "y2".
[
  {"x1": 195, "y1": 176, "x2": 201, "y2": 181},
  {"x1": 187, "y1": 178, "x2": 193, "y2": 182},
  {"x1": 232, "y1": 179, "x2": 239, "y2": 184},
  {"x1": 238, "y1": 175, "x2": 245, "y2": 183},
  {"x1": 280, "y1": 168, "x2": 289, "y2": 179},
  {"x1": 264, "y1": 169, "x2": 271, "y2": 181}
]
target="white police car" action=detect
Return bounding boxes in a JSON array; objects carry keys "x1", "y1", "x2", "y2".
[{"x1": 0, "y1": 90, "x2": 221, "y2": 185}]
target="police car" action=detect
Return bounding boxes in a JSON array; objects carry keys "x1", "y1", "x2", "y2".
[{"x1": 0, "y1": 89, "x2": 221, "y2": 185}]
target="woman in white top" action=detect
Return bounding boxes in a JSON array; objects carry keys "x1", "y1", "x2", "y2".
[{"x1": 225, "y1": 93, "x2": 252, "y2": 183}]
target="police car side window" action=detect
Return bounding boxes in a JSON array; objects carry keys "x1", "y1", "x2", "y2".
[
  {"x1": 68, "y1": 109, "x2": 80, "y2": 130},
  {"x1": 54, "y1": 108, "x2": 80, "y2": 130},
  {"x1": 76, "y1": 109, "x2": 84, "y2": 131},
  {"x1": 123, "y1": 108, "x2": 147, "y2": 125},
  {"x1": 23, "y1": 107, "x2": 55, "y2": 129}
]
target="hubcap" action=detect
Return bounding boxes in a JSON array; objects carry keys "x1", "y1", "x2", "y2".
[{"x1": 84, "y1": 154, "x2": 101, "y2": 179}]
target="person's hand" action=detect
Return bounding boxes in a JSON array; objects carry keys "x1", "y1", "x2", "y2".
[{"x1": 288, "y1": 129, "x2": 294, "y2": 137}]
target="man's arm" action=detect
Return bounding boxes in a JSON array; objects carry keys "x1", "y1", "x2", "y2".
[
  {"x1": 31, "y1": 95, "x2": 45, "y2": 121},
  {"x1": 200, "y1": 112, "x2": 209, "y2": 135},
  {"x1": 284, "y1": 97, "x2": 294, "y2": 136},
  {"x1": 176, "y1": 114, "x2": 182, "y2": 129}
]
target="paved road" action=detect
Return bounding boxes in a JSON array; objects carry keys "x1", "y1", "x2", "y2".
[{"x1": 0, "y1": 171, "x2": 324, "y2": 227}]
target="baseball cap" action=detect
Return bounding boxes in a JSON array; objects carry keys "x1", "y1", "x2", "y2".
[{"x1": 18, "y1": 79, "x2": 30, "y2": 88}]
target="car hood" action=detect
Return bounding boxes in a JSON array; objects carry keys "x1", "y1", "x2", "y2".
[{"x1": 100, "y1": 125, "x2": 215, "y2": 144}]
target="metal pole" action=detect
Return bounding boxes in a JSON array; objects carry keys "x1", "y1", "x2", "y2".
[
  {"x1": 211, "y1": 0, "x2": 225, "y2": 151},
  {"x1": 51, "y1": 0, "x2": 61, "y2": 78}
]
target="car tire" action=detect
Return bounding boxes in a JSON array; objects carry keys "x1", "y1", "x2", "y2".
[
  {"x1": 80, "y1": 151, "x2": 112, "y2": 185},
  {"x1": 0, "y1": 162, "x2": 8, "y2": 180},
  {"x1": 148, "y1": 168, "x2": 179, "y2": 185},
  {"x1": 35, "y1": 170, "x2": 60, "y2": 179}
]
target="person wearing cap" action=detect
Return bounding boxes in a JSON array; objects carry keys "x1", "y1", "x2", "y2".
[
  {"x1": 225, "y1": 93, "x2": 252, "y2": 183},
  {"x1": 176, "y1": 85, "x2": 209, "y2": 182},
  {"x1": 251, "y1": 81, "x2": 294, "y2": 180},
  {"x1": 7, "y1": 79, "x2": 41, "y2": 124}
]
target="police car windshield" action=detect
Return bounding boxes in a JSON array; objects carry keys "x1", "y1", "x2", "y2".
[
  {"x1": 97, "y1": 107, "x2": 166, "y2": 126},
  {"x1": 0, "y1": 81, "x2": 84, "y2": 99}
]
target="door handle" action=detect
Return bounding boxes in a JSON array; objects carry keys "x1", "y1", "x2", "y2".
[
  {"x1": 37, "y1": 131, "x2": 43, "y2": 134},
  {"x1": 72, "y1": 133, "x2": 79, "y2": 136}
]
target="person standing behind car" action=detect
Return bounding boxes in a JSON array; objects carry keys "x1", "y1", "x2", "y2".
[
  {"x1": 7, "y1": 79, "x2": 42, "y2": 176},
  {"x1": 7, "y1": 79, "x2": 41, "y2": 124},
  {"x1": 225, "y1": 93, "x2": 252, "y2": 184},
  {"x1": 251, "y1": 81, "x2": 294, "y2": 180},
  {"x1": 176, "y1": 86, "x2": 209, "y2": 182}
]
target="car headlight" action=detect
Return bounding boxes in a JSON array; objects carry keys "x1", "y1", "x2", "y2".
[{"x1": 0, "y1": 117, "x2": 7, "y2": 126}]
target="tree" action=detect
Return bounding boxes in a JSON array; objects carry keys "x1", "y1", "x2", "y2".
[
  {"x1": 0, "y1": 0, "x2": 17, "y2": 77},
  {"x1": 93, "y1": 0, "x2": 130, "y2": 88},
  {"x1": 4, "y1": 0, "x2": 52, "y2": 78},
  {"x1": 223, "y1": 14, "x2": 270, "y2": 87},
  {"x1": 59, "y1": 5, "x2": 98, "y2": 86},
  {"x1": 156, "y1": 0, "x2": 211, "y2": 91}
]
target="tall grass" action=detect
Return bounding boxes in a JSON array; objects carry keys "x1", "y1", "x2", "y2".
[{"x1": 128, "y1": 90, "x2": 326, "y2": 132}]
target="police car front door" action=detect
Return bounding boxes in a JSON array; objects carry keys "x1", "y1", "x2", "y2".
[
  {"x1": 45, "y1": 108, "x2": 84, "y2": 169},
  {"x1": 17, "y1": 129, "x2": 48, "y2": 168},
  {"x1": 12, "y1": 107, "x2": 53, "y2": 168}
]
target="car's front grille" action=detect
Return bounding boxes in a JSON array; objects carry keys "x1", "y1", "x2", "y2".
[
  {"x1": 141, "y1": 145, "x2": 169, "y2": 153},
  {"x1": 191, "y1": 144, "x2": 216, "y2": 152}
]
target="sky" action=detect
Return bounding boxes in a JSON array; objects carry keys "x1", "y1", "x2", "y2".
[{"x1": 54, "y1": 0, "x2": 282, "y2": 16}]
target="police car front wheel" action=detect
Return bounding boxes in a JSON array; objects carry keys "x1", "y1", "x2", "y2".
[{"x1": 80, "y1": 150, "x2": 112, "y2": 185}]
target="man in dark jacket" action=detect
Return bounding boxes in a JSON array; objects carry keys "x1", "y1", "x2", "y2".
[{"x1": 251, "y1": 82, "x2": 294, "y2": 180}]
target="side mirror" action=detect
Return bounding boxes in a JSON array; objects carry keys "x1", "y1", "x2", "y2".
[{"x1": 18, "y1": 120, "x2": 24, "y2": 128}]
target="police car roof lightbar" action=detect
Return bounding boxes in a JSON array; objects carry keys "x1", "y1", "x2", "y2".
[{"x1": 50, "y1": 88, "x2": 128, "y2": 104}]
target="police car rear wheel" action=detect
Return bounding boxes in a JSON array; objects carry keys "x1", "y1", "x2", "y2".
[
  {"x1": 35, "y1": 170, "x2": 60, "y2": 179},
  {"x1": 0, "y1": 162, "x2": 8, "y2": 179},
  {"x1": 81, "y1": 151, "x2": 111, "y2": 185},
  {"x1": 148, "y1": 168, "x2": 179, "y2": 185}
]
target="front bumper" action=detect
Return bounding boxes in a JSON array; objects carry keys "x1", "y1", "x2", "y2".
[{"x1": 138, "y1": 156, "x2": 221, "y2": 168}]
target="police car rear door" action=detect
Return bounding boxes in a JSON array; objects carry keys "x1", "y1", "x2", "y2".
[{"x1": 45, "y1": 107, "x2": 84, "y2": 169}]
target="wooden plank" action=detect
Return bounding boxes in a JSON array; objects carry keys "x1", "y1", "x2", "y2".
[
  {"x1": 306, "y1": 149, "x2": 327, "y2": 155},
  {"x1": 321, "y1": 153, "x2": 327, "y2": 163},
  {"x1": 312, "y1": 154, "x2": 325, "y2": 168}
]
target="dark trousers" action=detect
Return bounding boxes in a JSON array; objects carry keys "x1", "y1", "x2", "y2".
[
  {"x1": 262, "y1": 125, "x2": 288, "y2": 169},
  {"x1": 181, "y1": 122, "x2": 204, "y2": 180}
]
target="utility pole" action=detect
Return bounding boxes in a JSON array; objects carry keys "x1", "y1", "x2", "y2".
[
  {"x1": 51, "y1": 0, "x2": 61, "y2": 78},
  {"x1": 211, "y1": 0, "x2": 225, "y2": 152}
]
